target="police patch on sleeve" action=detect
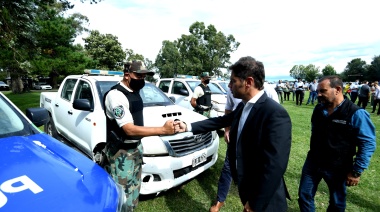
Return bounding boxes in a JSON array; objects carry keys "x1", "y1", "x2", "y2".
[{"x1": 113, "y1": 105, "x2": 125, "y2": 119}]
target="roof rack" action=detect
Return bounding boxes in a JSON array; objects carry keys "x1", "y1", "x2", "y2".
[{"x1": 84, "y1": 69, "x2": 124, "y2": 76}]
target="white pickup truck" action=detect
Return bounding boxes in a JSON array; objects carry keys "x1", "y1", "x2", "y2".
[{"x1": 40, "y1": 70, "x2": 219, "y2": 195}]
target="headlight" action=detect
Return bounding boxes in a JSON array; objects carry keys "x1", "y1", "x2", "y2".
[{"x1": 141, "y1": 136, "x2": 169, "y2": 155}]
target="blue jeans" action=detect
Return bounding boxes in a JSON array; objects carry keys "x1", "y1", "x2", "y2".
[
  {"x1": 307, "y1": 91, "x2": 317, "y2": 104},
  {"x1": 298, "y1": 158, "x2": 347, "y2": 212},
  {"x1": 216, "y1": 148, "x2": 232, "y2": 202}
]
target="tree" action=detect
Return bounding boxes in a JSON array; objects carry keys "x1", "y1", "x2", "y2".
[
  {"x1": 367, "y1": 55, "x2": 380, "y2": 82},
  {"x1": 83, "y1": 30, "x2": 126, "y2": 70},
  {"x1": 155, "y1": 40, "x2": 182, "y2": 78},
  {"x1": 304, "y1": 64, "x2": 320, "y2": 82},
  {"x1": 0, "y1": 0, "x2": 97, "y2": 93},
  {"x1": 30, "y1": 4, "x2": 92, "y2": 88},
  {"x1": 321, "y1": 64, "x2": 337, "y2": 76},
  {"x1": 156, "y1": 22, "x2": 240, "y2": 78},
  {"x1": 289, "y1": 65, "x2": 306, "y2": 80},
  {"x1": 341, "y1": 58, "x2": 367, "y2": 82}
]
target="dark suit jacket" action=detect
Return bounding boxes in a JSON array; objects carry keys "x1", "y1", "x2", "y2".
[{"x1": 191, "y1": 92, "x2": 292, "y2": 212}]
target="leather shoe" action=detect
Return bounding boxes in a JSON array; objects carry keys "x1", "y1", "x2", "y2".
[{"x1": 209, "y1": 201, "x2": 224, "y2": 212}]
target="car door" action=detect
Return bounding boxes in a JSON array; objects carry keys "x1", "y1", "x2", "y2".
[
  {"x1": 53, "y1": 78, "x2": 78, "y2": 139},
  {"x1": 65, "y1": 79, "x2": 96, "y2": 155},
  {"x1": 171, "y1": 80, "x2": 193, "y2": 110}
]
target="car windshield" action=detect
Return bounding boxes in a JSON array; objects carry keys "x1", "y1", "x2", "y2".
[
  {"x1": 0, "y1": 95, "x2": 35, "y2": 138},
  {"x1": 217, "y1": 81, "x2": 229, "y2": 92},
  {"x1": 186, "y1": 80, "x2": 224, "y2": 94},
  {"x1": 96, "y1": 81, "x2": 174, "y2": 109}
]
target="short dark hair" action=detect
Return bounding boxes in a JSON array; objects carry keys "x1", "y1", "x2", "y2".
[
  {"x1": 318, "y1": 75, "x2": 343, "y2": 88},
  {"x1": 229, "y1": 56, "x2": 265, "y2": 90}
]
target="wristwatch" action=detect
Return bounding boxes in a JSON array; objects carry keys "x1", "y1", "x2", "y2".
[{"x1": 352, "y1": 170, "x2": 361, "y2": 178}]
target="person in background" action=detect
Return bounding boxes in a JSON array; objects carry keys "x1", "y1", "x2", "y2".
[
  {"x1": 191, "y1": 72, "x2": 212, "y2": 117},
  {"x1": 306, "y1": 79, "x2": 318, "y2": 105},
  {"x1": 370, "y1": 81, "x2": 377, "y2": 107},
  {"x1": 298, "y1": 75, "x2": 376, "y2": 212},
  {"x1": 357, "y1": 80, "x2": 370, "y2": 109},
  {"x1": 283, "y1": 81, "x2": 291, "y2": 101},
  {"x1": 179, "y1": 56, "x2": 291, "y2": 212},
  {"x1": 209, "y1": 82, "x2": 279, "y2": 212},
  {"x1": 344, "y1": 82, "x2": 351, "y2": 99},
  {"x1": 295, "y1": 78, "x2": 305, "y2": 105},
  {"x1": 350, "y1": 79, "x2": 360, "y2": 103},
  {"x1": 371, "y1": 82, "x2": 380, "y2": 114},
  {"x1": 275, "y1": 80, "x2": 284, "y2": 103},
  {"x1": 103, "y1": 60, "x2": 179, "y2": 211},
  {"x1": 292, "y1": 81, "x2": 297, "y2": 101}
]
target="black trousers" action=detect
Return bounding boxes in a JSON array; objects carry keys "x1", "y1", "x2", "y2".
[
  {"x1": 296, "y1": 90, "x2": 304, "y2": 105},
  {"x1": 357, "y1": 96, "x2": 369, "y2": 109}
]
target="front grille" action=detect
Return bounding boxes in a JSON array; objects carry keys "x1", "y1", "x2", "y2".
[{"x1": 167, "y1": 132, "x2": 213, "y2": 157}]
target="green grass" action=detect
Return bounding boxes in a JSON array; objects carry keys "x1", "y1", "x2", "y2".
[{"x1": 4, "y1": 91, "x2": 380, "y2": 211}]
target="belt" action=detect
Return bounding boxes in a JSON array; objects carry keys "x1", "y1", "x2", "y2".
[
  {"x1": 120, "y1": 141, "x2": 141, "y2": 150},
  {"x1": 123, "y1": 139, "x2": 141, "y2": 144}
]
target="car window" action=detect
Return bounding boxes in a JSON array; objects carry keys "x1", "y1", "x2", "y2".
[
  {"x1": 61, "y1": 79, "x2": 78, "y2": 101},
  {"x1": 0, "y1": 95, "x2": 30, "y2": 138},
  {"x1": 218, "y1": 81, "x2": 229, "y2": 92},
  {"x1": 74, "y1": 80, "x2": 94, "y2": 108},
  {"x1": 172, "y1": 81, "x2": 187, "y2": 95},
  {"x1": 140, "y1": 83, "x2": 174, "y2": 106},
  {"x1": 158, "y1": 81, "x2": 170, "y2": 93}
]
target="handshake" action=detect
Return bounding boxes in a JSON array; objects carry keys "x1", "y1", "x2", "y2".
[{"x1": 161, "y1": 119, "x2": 187, "y2": 135}]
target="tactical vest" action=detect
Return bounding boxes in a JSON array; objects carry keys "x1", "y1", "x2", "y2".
[
  {"x1": 103, "y1": 83, "x2": 144, "y2": 145},
  {"x1": 196, "y1": 83, "x2": 212, "y2": 108},
  {"x1": 308, "y1": 99, "x2": 359, "y2": 170}
]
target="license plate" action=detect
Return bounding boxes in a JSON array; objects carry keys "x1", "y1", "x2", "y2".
[{"x1": 192, "y1": 152, "x2": 207, "y2": 167}]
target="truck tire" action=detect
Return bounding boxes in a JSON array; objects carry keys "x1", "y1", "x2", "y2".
[{"x1": 45, "y1": 117, "x2": 59, "y2": 139}]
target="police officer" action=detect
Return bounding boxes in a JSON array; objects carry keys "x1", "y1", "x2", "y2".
[
  {"x1": 103, "y1": 60, "x2": 178, "y2": 211},
  {"x1": 191, "y1": 72, "x2": 212, "y2": 117}
]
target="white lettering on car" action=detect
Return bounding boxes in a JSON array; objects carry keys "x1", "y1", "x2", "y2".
[{"x1": 0, "y1": 175, "x2": 43, "y2": 208}]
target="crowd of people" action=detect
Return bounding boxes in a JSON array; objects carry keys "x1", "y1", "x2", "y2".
[{"x1": 102, "y1": 59, "x2": 376, "y2": 212}]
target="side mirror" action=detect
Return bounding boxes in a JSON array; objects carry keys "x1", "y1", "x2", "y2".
[
  {"x1": 179, "y1": 88, "x2": 189, "y2": 96},
  {"x1": 73, "y1": 99, "x2": 93, "y2": 112},
  {"x1": 26, "y1": 108, "x2": 50, "y2": 127}
]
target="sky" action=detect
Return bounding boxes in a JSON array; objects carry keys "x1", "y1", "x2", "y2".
[{"x1": 69, "y1": 0, "x2": 379, "y2": 79}]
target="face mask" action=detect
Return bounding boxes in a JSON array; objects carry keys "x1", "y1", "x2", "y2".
[
  {"x1": 129, "y1": 78, "x2": 145, "y2": 91},
  {"x1": 204, "y1": 79, "x2": 210, "y2": 84}
]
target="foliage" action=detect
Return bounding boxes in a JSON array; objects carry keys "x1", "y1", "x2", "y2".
[
  {"x1": 303, "y1": 64, "x2": 320, "y2": 82},
  {"x1": 156, "y1": 22, "x2": 240, "y2": 78},
  {"x1": 321, "y1": 64, "x2": 337, "y2": 76},
  {"x1": 83, "y1": 30, "x2": 126, "y2": 70},
  {"x1": 289, "y1": 65, "x2": 306, "y2": 80},
  {"x1": 341, "y1": 58, "x2": 367, "y2": 82},
  {"x1": 367, "y1": 55, "x2": 380, "y2": 82},
  {"x1": 30, "y1": 5, "x2": 92, "y2": 88}
]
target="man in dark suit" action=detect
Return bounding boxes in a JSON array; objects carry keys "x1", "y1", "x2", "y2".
[{"x1": 178, "y1": 56, "x2": 292, "y2": 212}]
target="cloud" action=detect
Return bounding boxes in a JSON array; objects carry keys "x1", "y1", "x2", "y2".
[{"x1": 69, "y1": 0, "x2": 379, "y2": 77}]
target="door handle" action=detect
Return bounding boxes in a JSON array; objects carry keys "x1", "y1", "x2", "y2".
[
  {"x1": 55, "y1": 103, "x2": 59, "y2": 107},
  {"x1": 68, "y1": 111, "x2": 73, "y2": 115}
]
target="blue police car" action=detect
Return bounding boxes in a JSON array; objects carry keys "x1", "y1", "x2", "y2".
[{"x1": 0, "y1": 92, "x2": 126, "y2": 211}]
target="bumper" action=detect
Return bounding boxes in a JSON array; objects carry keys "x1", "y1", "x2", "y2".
[{"x1": 140, "y1": 133, "x2": 219, "y2": 195}]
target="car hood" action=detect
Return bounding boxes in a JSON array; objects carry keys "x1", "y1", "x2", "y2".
[
  {"x1": 211, "y1": 94, "x2": 227, "y2": 104},
  {"x1": 143, "y1": 104, "x2": 207, "y2": 126},
  {"x1": 0, "y1": 134, "x2": 119, "y2": 211}
]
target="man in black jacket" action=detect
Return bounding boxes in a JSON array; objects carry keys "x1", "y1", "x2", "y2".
[{"x1": 178, "y1": 56, "x2": 292, "y2": 212}]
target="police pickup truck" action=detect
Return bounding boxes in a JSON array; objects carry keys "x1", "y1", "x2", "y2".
[
  {"x1": 156, "y1": 77, "x2": 227, "y2": 117},
  {"x1": 39, "y1": 70, "x2": 219, "y2": 195},
  {"x1": 0, "y1": 92, "x2": 125, "y2": 211}
]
